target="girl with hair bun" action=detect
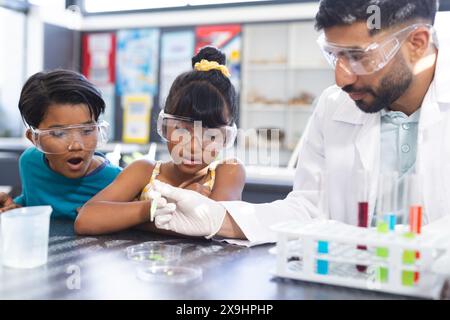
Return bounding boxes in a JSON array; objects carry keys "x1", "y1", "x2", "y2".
[{"x1": 75, "y1": 46, "x2": 245, "y2": 236}]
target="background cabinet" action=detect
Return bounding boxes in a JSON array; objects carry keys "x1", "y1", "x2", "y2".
[{"x1": 241, "y1": 21, "x2": 334, "y2": 150}]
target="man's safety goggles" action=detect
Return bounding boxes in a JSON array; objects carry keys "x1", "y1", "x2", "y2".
[
  {"x1": 157, "y1": 111, "x2": 237, "y2": 149},
  {"x1": 317, "y1": 24, "x2": 434, "y2": 75},
  {"x1": 30, "y1": 121, "x2": 109, "y2": 154}
]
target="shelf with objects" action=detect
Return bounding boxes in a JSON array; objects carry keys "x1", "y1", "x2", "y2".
[{"x1": 240, "y1": 20, "x2": 335, "y2": 157}]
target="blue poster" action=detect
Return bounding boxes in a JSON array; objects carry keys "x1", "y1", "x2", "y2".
[
  {"x1": 116, "y1": 29, "x2": 160, "y2": 96},
  {"x1": 159, "y1": 30, "x2": 195, "y2": 107}
]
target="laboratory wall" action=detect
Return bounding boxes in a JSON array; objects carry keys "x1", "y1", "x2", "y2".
[{"x1": 0, "y1": 7, "x2": 26, "y2": 137}]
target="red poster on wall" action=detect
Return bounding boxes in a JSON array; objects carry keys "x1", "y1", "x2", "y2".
[
  {"x1": 195, "y1": 24, "x2": 242, "y2": 94},
  {"x1": 82, "y1": 33, "x2": 116, "y2": 85},
  {"x1": 82, "y1": 33, "x2": 117, "y2": 139},
  {"x1": 195, "y1": 25, "x2": 240, "y2": 53}
]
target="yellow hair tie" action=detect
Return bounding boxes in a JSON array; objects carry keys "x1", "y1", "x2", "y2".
[{"x1": 194, "y1": 59, "x2": 231, "y2": 78}]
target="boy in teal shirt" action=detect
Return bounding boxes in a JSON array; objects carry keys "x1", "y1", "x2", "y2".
[{"x1": 0, "y1": 70, "x2": 122, "y2": 219}]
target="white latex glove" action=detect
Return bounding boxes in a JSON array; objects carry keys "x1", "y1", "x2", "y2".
[
  {"x1": 144, "y1": 190, "x2": 177, "y2": 222},
  {"x1": 152, "y1": 180, "x2": 227, "y2": 238}
]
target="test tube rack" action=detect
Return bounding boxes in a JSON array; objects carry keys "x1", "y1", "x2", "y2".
[{"x1": 271, "y1": 220, "x2": 450, "y2": 299}]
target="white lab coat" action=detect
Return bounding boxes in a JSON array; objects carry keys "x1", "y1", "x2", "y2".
[{"x1": 221, "y1": 26, "x2": 450, "y2": 247}]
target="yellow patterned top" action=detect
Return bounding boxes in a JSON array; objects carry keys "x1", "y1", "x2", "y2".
[{"x1": 139, "y1": 160, "x2": 219, "y2": 200}]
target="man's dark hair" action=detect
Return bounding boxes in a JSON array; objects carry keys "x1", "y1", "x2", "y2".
[
  {"x1": 18, "y1": 69, "x2": 105, "y2": 128},
  {"x1": 315, "y1": 0, "x2": 439, "y2": 33}
]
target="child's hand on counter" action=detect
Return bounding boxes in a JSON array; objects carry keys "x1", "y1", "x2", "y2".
[{"x1": 0, "y1": 193, "x2": 21, "y2": 213}]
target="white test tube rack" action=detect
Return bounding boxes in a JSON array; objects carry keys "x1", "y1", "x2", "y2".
[{"x1": 271, "y1": 220, "x2": 450, "y2": 299}]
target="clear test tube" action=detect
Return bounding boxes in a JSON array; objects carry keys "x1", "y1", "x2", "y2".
[
  {"x1": 374, "y1": 173, "x2": 397, "y2": 283},
  {"x1": 377, "y1": 174, "x2": 390, "y2": 232},
  {"x1": 375, "y1": 172, "x2": 384, "y2": 225},
  {"x1": 391, "y1": 172, "x2": 399, "y2": 229},
  {"x1": 401, "y1": 174, "x2": 410, "y2": 225}
]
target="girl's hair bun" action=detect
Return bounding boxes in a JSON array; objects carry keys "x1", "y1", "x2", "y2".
[{"x1": 192, "y1": 46, "x2": 226, "y2": 68}]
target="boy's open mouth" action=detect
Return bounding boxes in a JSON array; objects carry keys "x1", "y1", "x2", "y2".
[{"x1": 66, "y1": 157, "x2": 84, "y2": 170}]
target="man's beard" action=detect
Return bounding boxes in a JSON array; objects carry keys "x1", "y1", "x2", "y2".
[{"x1": 342, "y1": 55, "x2": 413, "y2": 114}]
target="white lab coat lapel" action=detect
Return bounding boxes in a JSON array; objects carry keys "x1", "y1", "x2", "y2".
[
  {"x1": 417, "y1": 75, "x2": 450, "y2": 223},
  {"x1": 332, "y1": 102, "x2": 381, "y2": 225},
  {"x1": 355, "y1": 113, "x2": 381, "y2": 173}
]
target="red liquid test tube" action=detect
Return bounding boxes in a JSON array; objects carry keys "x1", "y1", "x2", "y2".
[{"x1": 356, "y1": 201, "x2": 369, "y2": 272}]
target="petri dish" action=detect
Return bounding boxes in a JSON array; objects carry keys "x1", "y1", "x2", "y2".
[
  {"x1": 136, "y1": 265, "x2": 203, "y2": 284},
  {"x1": 126, "y1": 242, "x2": 182, "y2": 265}
]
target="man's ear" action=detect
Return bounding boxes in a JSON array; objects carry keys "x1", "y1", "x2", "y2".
[
  {"x1": 408, "y1": 28, "x2": 432, "y2": 63},
  {"x1": 25, "y1": 129, "x2": 35, "y2": 145}
]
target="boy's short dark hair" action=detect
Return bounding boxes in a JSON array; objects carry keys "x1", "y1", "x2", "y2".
[
  {"x1": 18, "y1": 69, "x2": 105, "y2": 128},
  {"x1": 315, "y1": 0, "x2": 439, "y2": 34}
]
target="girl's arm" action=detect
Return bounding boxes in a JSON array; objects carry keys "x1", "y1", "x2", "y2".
[
  {"x1": 209, "y1": 160, "x2": 246, "y2": 201},
  {"x1": 75, "y1": 160, "x2": 155, "y2": 235}
]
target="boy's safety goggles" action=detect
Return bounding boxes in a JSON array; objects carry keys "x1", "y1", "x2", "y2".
[
  {"x1": 157, "y1": 111, "x2": 237, "y2": 149},
  {"x1": 317, "y1": 24, "x2": 434, "y2": 75},
  {"x1": 30, "y1": 121, "x2": 109, "y2": 154}
]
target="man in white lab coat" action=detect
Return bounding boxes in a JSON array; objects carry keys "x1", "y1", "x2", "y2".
[{"x1": 153, "y1": 0, "x2": 450, "y2": 246}]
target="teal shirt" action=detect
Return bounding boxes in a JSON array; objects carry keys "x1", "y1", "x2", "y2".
[{"x1": 14, "y1": 147, "x2": 122, "y2": 220}]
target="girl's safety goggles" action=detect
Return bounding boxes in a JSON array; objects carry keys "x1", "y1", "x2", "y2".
[
  {"x1": 317, "y1": 24, "x2": 435, "y2": 75},
  {"x1": 30, "y1": 121, "x2": 109, "y2": 154},
  {"x1": 157, "y1": 111, "x2": 237, "y2": 149}
]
